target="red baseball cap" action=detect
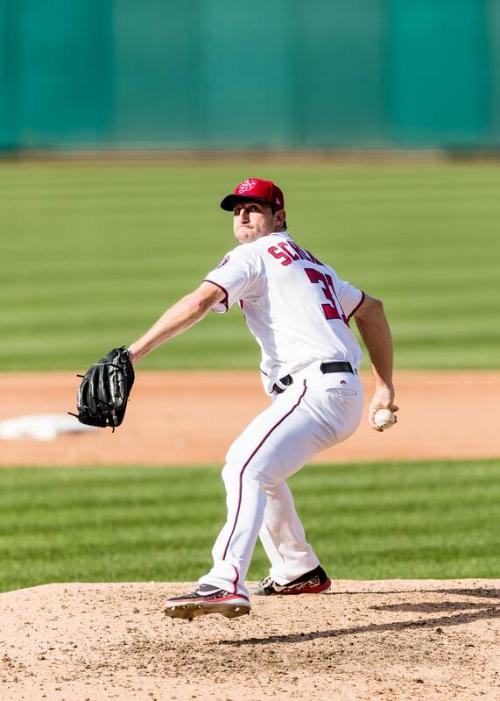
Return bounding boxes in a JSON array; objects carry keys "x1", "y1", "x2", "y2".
[{"x1": 220, "y1": 178, "x2": 285, "y2": 211}]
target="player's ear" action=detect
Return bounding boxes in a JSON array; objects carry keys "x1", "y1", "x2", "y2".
[{"x1": 274, "y1": 208, "x2": 286, "y2": 230}]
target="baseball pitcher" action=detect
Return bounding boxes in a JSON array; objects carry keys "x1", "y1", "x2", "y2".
[{"x1": 80, "y1": 178, "x2": 398, "y2": 621}]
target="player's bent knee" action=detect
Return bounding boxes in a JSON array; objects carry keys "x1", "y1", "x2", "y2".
[
  {"x1": 222, "y1": 460, "x2": 278, "y2": 491},
  {"x1": 243, "y1": 461, "x2": 281, "y2": 489}
]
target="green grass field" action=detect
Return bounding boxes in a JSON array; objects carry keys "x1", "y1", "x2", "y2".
[
  {"x1": 1, "y1": 161, "x2": 499, "y2": 370},
  {"x1": 0, "y1": 459, "x2": 498, "y2": 593},
  {"x1": 1, "y1": 162, "x2": 498, "y2": 592}
]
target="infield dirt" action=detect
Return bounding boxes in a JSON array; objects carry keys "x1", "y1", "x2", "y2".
[{"x1": 0, "y1": 370, "x2": 499, "y2": 466}]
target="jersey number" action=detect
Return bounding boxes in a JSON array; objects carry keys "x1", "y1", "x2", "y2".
[{"x1": 304, "y1": 268, "x2": 347, "y2": 323}]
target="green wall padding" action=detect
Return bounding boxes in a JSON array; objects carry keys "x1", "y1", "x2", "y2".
[{"x1": 0, "y1": 0, "x2": 499, "y2": 150}]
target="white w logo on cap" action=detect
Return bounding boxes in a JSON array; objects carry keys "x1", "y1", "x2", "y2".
[{"x1": 237, "y1": 179, "x2": 257, "y2": 194}]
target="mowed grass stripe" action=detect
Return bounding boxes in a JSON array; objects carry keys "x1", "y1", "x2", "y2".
[
  {"x1": 4, "y1": 182, "x2": 498, "y2": 204},
  {"x1": 2, "y1": 162, "x2": 499, "y2": 369},
  {"x1": 0, "y1": 460, "x2": 498, "y2": 592}
]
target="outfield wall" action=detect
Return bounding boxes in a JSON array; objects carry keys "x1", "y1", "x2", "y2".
[{"x1": 1, "y1": 0, "x2": 500, "y2": 150}]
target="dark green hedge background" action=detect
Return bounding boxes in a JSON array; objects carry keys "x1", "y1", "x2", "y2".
[{"x1": 1, "y1": 0, "x2": 500, "y2": 150}]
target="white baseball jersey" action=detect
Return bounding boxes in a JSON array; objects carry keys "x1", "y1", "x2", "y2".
[
  {"x1": 205, "y1": 231, "x2": 365, "y2": 394},
  {"x1": 198, "y1": 230, "x2": 367, "y2": 598}
]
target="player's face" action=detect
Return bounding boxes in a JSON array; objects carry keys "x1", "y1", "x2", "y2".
[{"x1": 232, "y1": 201, "x2": 284, "y2": 243}]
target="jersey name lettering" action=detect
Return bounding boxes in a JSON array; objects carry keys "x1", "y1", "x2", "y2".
[{"x1": 267, "y1": 242, "x2": 322, "y2": 267}]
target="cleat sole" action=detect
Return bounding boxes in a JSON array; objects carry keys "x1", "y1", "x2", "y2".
[{"x1": 165, "y1": 600, "x2": 250, "y2": 620}]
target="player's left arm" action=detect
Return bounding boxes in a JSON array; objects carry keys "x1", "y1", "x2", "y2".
[
  {"x1": 352, "y1": 293, "x2": 398, "y2": 431},
  {"x1": 128, "y1": 281, "x2": 225, "y2": 364}
]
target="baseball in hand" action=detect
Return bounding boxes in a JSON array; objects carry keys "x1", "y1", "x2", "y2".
[{"x1": 374, "y1": 408, "x2": 396, "y2": 431}]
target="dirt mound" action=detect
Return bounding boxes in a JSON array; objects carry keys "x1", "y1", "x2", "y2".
[
  {"x1": 0, "y1": 580, "x2": 498, "y2": 700},
  {"x1": 0, "y1": 370, "x2": 499, "y2": 467}
]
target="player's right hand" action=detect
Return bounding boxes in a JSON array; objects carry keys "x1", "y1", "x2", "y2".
[{"x1": 368, "y1": 385, "x2": 398, "y2": 432}]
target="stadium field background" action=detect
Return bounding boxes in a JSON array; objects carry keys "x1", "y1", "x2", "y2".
[{"x1": 1, "y1": 160, "x2": 498, "y2": 593}]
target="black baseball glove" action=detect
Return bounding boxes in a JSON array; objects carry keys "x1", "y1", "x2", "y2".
[{"x1": 71, "y1": 347, "x2": 135, "y2": 430}]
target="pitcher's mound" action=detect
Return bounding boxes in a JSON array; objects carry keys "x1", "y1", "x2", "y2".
[{"x1": 1, "y1": 579, "x2": 498, "y2": 700}]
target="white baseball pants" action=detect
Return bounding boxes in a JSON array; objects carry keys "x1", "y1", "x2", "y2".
[{"x1": 199, "y1": 362, "x2": 364, "y2": 597}]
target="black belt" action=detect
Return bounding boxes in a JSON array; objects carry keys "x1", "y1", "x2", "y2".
[{"x1": 272, "y1": 361, "x2": 354, "y2": 395}]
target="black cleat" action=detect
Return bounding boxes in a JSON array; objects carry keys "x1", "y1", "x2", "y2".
[{"x1": 257, "y1": 565, "x2": 331, "y2": 596}]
